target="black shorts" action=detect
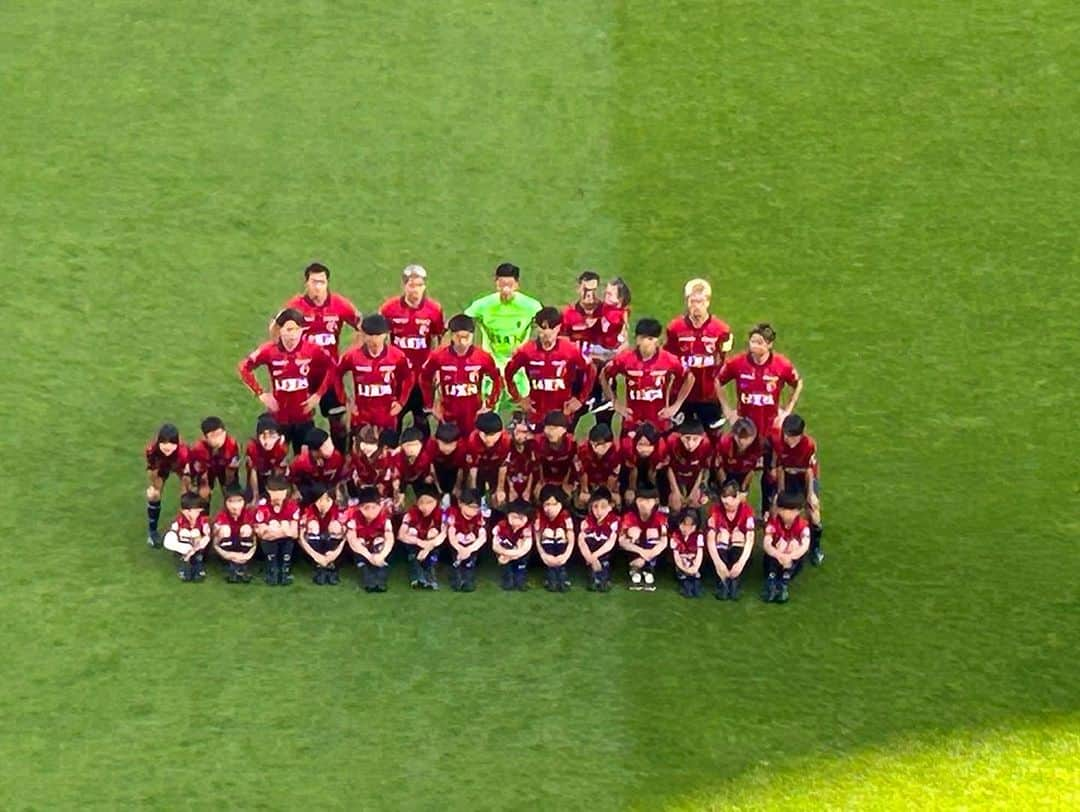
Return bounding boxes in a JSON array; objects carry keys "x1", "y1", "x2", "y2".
[
  {"x1": 282, "y1": 420, "x2": 315, "y2": 455},
  {"x1": 320, "y1": 388, "x2": 346, "y2": 419},
  {"x1": 781, "y1": 475, "x2": 820, "y2": 503},
  {"x1": 398, "y1": 385, "x2": 431, "y2": 437},
  {"x1": 677, "y1": 401, "x2": 724, "y2": 432}
]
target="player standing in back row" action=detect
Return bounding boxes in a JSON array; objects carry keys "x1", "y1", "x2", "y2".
[
  {"x1": 380, "y1": 264, "x2": 445, "y2": 439},
  {"x1": 665, "y1": 278, "x2": 732, "y2": 433}
]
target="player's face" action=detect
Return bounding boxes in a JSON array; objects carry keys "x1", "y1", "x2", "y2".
[
  {"x1": 783, "y1": 433, "x2": 802, "y2": 448},
  {"x1": 537, "y1": 323, "x2": 560, "y2": 345},
  {"x1": 590, "y1": 439, "x2": 612, "y2": 457},
  {"x1": 315, "y1": 493, "x2": 334, "y2": 514},
  {"x1": 512, "y1": 424, "x2": 531, "y2": 445},
  {"x1": 635, "y1": 496, "x2": 658, "y2": 517},
  {"x1": 317, "y1": 439, "x2": 336, "y2": 458},
  {"x1": 508, "y1": 512, "x2": 528, "y2": 530},
  {"x1": 543, "y1": 425, "x2": 567, "y2": 444},
  {"x1": 777, "y1": 506, "x2": 800, "y2": 526},
  {"x1": 204, "y1": 427, "x2": 228, "y2": 449},
  {"x1": 635, "y1": 335, "x2": 659, "y2": 356},
  {"x1": 590, "y1": 498, "x2": 611, "y2": 519},
  {"x1": 687, "y1": 292, "x2": 710, "y2": 320},
  {"x1": 259, "y1": 430, "x2": 280, "y2": 450},
  {"x1": 748, "y1": 333, "x2": 772, "y2": 361},
  {"x1": 225, "y1": 495, "x2": 245, "y2": 517},
  {"x1": 542, "y1": 497, "x2": 562, "y2": 519},
  {"x1": 157, "y1": 441, "x2": 178, "y2": 456},
  {"x1": 735, "y1": 432, "x2": 756, "y2": 451},
  {"x1": 267, "y1": 487, "x2": 287, "y2": 508},
  {"x1": 279, "y1": 320, "x2": 304, "y2": 348},
  {"x1": 401, "y1": 439, "x2": 422, "y2": 459},
  {"x1": 578, "y1": 279, "x2": 599, "y2": 309},
  {"x1": 496, "y1": 275, "x2": 519, "y2": 301},
  {"x1": 635, "y1": 438, "x2": 655, "y2": 457},
  {"x1": 436, "y1": 439, "x2": 457, "y2": 455},
  {"x1": 450, "y1": 329, "x2": 473, "y2": 353},
  {"x1": 481, "y1": 431, "x2": 502, "y2": 448},
  {"x1": 358, "y1": 440, "x2": 379, "y2": 457},
  {"x1": 182, "y1": 507, "x2": 203, "y2": 523},
  {"x1": 363, "y1": 332, "x2": 387, "y2": 354},
  {"x1": 417, "y1": 494, "x2": 438, "y2": 515},
  {"x1": 403, "y1": 276, "x2": 426, "y2": 305},
  {"x1": 678, "y1": 518, "x2": 697, "y2": 537},
  {"x1": 459, "y1": 503, "x2": 480, "y2": 520},
  {"x1": 603, "y1": 283, "x2": 621, "y2": 307},
  {"x1": 720, "y1": 492, "x2": 740, "y2": 512},
  {"x1": 305, "y1": 272, "x2": 329, "y2": 304},
  {"x1": 359, "y1": 502, "x2": 382, "y2": 521},
  {"x1": 680, "y1": 433, "x2": 704, "y2": 452}
]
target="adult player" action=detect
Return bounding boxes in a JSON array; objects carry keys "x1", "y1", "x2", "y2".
[
  {"x1": 278, "y1": 262, "x2": 361, "y2": 451},
  {"x1": 380, "y1": 264, "x2": 445, "y2": 438},
  {"x1": 338, "y1": 314, "x2": 414, "y2": 435},
  {"x1": 417, "y1": 314, "x2": 502, "y2": 435},
  {"x1": 503, "y1": 307, "x2": 596, "y2": 428},
  {"x1": 601, "y1": 318, "x2": 692, "y2": 434},
  {"x1": 715, "y1": 322, "x2": 803, "y2": 439},
  {"x1": 562, "y1": 270, "x2": 619, "y2": 425},
  {"x1": 239, "y1": 307, "x2": 337, "y2": 453},
  {"x1": 664, "y1": 278, "x2": 732, "y2": 433},
  {"x1": 464, "y1": 263, "x2": 542, "y2": 406}
]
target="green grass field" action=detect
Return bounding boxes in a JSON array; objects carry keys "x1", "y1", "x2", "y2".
[{"x1": 2, "y1": 1, "x2": 1078, "y2": 808}]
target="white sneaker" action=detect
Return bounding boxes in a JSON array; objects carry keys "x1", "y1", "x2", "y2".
[
  {"x1": 629, "y1": 570, "x2": 643, "y2": 590},
  {"x1": 643, "y1": 571, "x2": 656, "y2": 591}
]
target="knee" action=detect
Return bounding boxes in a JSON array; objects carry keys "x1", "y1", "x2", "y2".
[
  {"x1": 306, "y1": 520, "x2": 320, "y2": 535},
  {"x1": 328, "y1": 520, "x2": 343, "y2": 536},
  {"x1": 215, "y1": 527, "x2": 231, "y2": 541},
  {"x1": 146, "y1": 485, "x2": 161, "y2": 501},
  {"x1": 239, "y1": 526, "x2": 253, "y2": 539}
]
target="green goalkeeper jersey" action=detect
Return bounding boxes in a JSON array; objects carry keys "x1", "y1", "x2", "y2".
[{"x1": 464, "y1": 291, "x2": 543, "y2": 366}]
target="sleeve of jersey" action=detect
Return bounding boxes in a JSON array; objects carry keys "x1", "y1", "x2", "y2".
[
  {"x1": 575, "y1": 353, "x2": 597, "y2": 400},
  {"x1": 503, "y1": 349, "x2": 526, "y2": 400},
  {"x1": 313, "y1": 350, "x2": 335, "y2": 397},
  {"x1": 663, "y1": 322, "x2": 679, "y2": 355},
  {"x1": 238, "y1": 345, "x2": 266, "y2": 395},
  {"x1": 483, "y1": 354, "x2": 503, "y2": 409},
  {"x1": 417, "y1": 355, "x2": 438, "y2": 408},
  {"x1": 396, "y1": 356, "x2": 415, "y2": 408}
]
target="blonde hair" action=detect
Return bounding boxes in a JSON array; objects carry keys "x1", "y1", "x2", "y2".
[
  {"x1": 402, "y1": 264, "x2": 428, "y2": 281},
  {"x1": 683, "y1": 278, "x2": 712, "y2": 300}
]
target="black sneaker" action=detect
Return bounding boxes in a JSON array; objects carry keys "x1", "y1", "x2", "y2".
[
  {"x1": 728, "y1": 578, "x2": 740, "y2": 601},
  {"x1": 777, "y1": 581, "x2": 790, "y2": 603},
  {"x1": 147, "y1": 530, "x2": 162, "y2": 549},
  {"x1": 327, "y1": 567, "x2": 340, "y2": 586},
  {"x1": 313, "y1": 568, "x2": 326, "y2": 585},
  {"x1": 810, "y1": 548, "x2": 825, "y2": 567},
  {"x1": 461, "y1": 571, "x2": 476, "y2": 593},
  {"x1": 264, "y1": 565, "x2": 278, "y2": 586},
  {"x1": 279, "y1": 567, "x2": 294, "y2": 586},
  {"x1": 238, "y1": 567, "x2": 252, "y2": 584},
  {"x1": 763, "y1": 576, "x2": 779, "y2": 602},
  {"x1": 715, "y1": 579, "x2": 729, "y2": 600}
]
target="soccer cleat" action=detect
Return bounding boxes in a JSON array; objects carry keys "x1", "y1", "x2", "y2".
[
  {"x1": 629, "y1": 570, "x2": 643, "y2": 591},
  {"x1": 279, "y1": 568, "x2": 294, "y2": 586},
  {"x1": 810, "y1": 548, "x2": 825, "y2": 567},
  {"x1": 226, "y1": 565, "x2": 240, "y2": 584},
  {"x1": 147, "y1": 531, "x2": 162, "y2": 549},
  {"x1": 313, "y1": 567, "x2": 326, "y2": 586},
  {"x1": 643, "y1": 571, "x2": 656, "y2": 592},
  {"x1": 544, "y1": 569, "x2": 557, "y2": 592},
  {"x1": 178, "y1": 567, "x2": 192, "y2": 582},
  {"x1": 327, "y1": 566, "x2": 340, "y2": 586},
  {"x1": 238, "y1": 566, "x2": 252, "y2": 584},
  {"x1": 777, "y1": 581, "x2": 790, "y2": 603},
  {"x1": 763, "y1": 575, "x2": 779, "y2": 602},
  {"x1": 264, "y1": 564, "x2": 279, "y2": 586}
]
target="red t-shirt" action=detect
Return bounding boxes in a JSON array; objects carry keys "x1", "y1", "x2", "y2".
[
  {"x1": 289, "y1": 449, "x2": 347, "y2": 488},
  {"x1": 188, "y1": 436, "x2": 241, "y2": 480},
  {"x1": 594, "y1": 304, "x2": 628, "y2": 354},
  {"x1": 379, "y1": 296, "x2": 446, "y2": 371},
  {"x1": 713, "y1": 432, "x2": 765, "y2": 477},
  {"x1": 668, "y1": 435, "x2": 713, "y2": 488},
  {"x1": 145, "y1": 440, "x2": 189, "y2": 478},
  {"x1": 301, "y1": 503, "x2": 345, "y2": 535},
  {"x1": 503, "y1": 338, "x2": 596, "y2": 423},
  {"x1": 445, "y1": 505, "x2": 484, "y2": 542},
  {"x1": 398, "y1": 445, "x2": 436, "y2": 485},
  {"x1": 575, "y1": 440, "x2": 622, "y2": 488},
  {"x1": 282, "y1": 292, "x2": 360, "y2": 358},
  {"x1": 463, "y1": 430, "x2": 510, "y2": 477},
  {"x1": 534, "y1": 510, "x2": 574, "y2": 554},
  {"x1": 253, "y1": 499, "x2": 300, "y2": 527},
  {"x1": 768, "y1": 429, "x2": 819, "y2": 478},
  {"x1": 620, "y1": 435, "x2": 670, "y2": 480},
  {"x1": 492, "y1": 518, "x2": 531, "y2": 551},
  {"x1": 506, "y1": 442, "x2": 533, "y2": 492},
  {"x1": 717, "y1": 352, "x2": 800, "y2": 438},
  {"x1": 338, "y1": 344, "x2": 414, "y2": 430},
  {"x1": 400, "y1": 505, "x2": 444, "y2": 542},
  {"x1": 620, "y1": 506, "x2": 668, "y2": 550},
  {"x1": 766, "y1": 515, "x2": 810, "y2": 553},
  {"x1": 213, "y1": 508, "x2": 256, "y2": 551},
  {"x1": 429, "y1": 438, "x2": 467, "y2": 472},
  {"x1": 418, "y1": 345, "x2": 502, "y2": 432},
  {"x1": 170, "y1": 512, "x2": 210, "y2": 540},
  {"x1": 238, "y1": 340, "x2": 336, "y2": 426},
  {"x1": 670, "y1": 528, "x2": 705, "y2": 560},
  {"x1": 245, "y1": 436, "x2": 289, "y2": 480},
  {"x1": 603, "y1": 348, "x2": 686, "y2": 431},
  {"x1": 580, "y1": 511, "x2": 620, "y2": 553},
  {"x1": 346, "y1": 507, "x2": 392, "y2": 552},
  {"x1": 708, "y1": 501, "x2": 756, "y2": 539},
  {"x1": 664, "y1": 314, "x2": 732, "y2": 403},
  {"x1": 532, "y1": 434, "x2": 576, "y2": 485},
  {"x1": 348, "y1": 448, "x2": 399, "y2": 493}
]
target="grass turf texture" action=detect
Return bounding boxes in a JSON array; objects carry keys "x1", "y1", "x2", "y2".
[{"x1": 2, "y1": 0, "x2": 1078, "y2": 808}]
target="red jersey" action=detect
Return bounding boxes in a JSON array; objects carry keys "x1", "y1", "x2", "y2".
[
  {"x1": 289, "y1": 449, "x2": 347, "y2": 488},
  {"x1": 245, "y1": 437, "x2": 289, "y2": 481},
  {"x1": 506, "y1": 442, "x2": 533, "y2": 493},
  {"x1": 769, "y1": 429, "x2": 819, "y2": 478},
  {"x1": 398, "y1": 445, "x2": 436, "y2": 485},
  {"x1": 238, "y1": 340, "x2": 336, "y2": 426},
  {"x1": 492, "y1": 519, "x2": 531, "y2": 551},
  {"x1": 668, "y1": 436, "x2": 713, "y2": 488},
  {"x1": 400, "y1": 505, "x2": 444, "y2": 542},
  {"x1": 145, "y1": 440, "x2": 189, "y2": 478},
  {"x1": 253, "y1": 498, "x2": 300, "y2": 527},
  {"x1": 620, "y1": 435, "x2": 670, "y2": 479},
  {"x1": 430, "y1": 439, "x2": 467, "y2": 472},
  {"x1": 188, "y1": 436, "x2": 241, "y2": 480},
  {"x1": 213, "y1": 508, "x2": 256, "y2": 552},
  {"x1": 560, "y1": 302, "x2": 612, "y2": 358},
  {"x1": 580, "y1": 510, "x2": 620, "y2": 553},
  {"x1": 282, "y1": 292, "x2": 360, "y2": 357},
  {"x1": 594, "y1": 304, "x2": 628, "y2": 355},
  {"x1": 713, "y1": 432, "x2": 765, "y2": 477},
  {"x1": 348, "y1": 448, "x2": 400, "y2": 494},
  {"x1": 532, "y1": 434, "x2": 576, "y2": 485},
  {"x1": 766, "y1": 515, "x2": 810, "y2": 551},
  {"x1": 717, "y1": 352, "x2": 800, "y2": 438},
  {"x1": 338, "y1": 344, "x2": 414, "y2": 430},
  {"x1": 534, "y1": 510, "x2": 574, "y2": 554},
  {"x1": 670, "y1": 528, "x2": 705, "y2": 560},
  {"x1": 575, "y1": 440, "x2": 622, "y2": 489},
  {"x1": 301, "y1": 503, "x2": 345, "y2": 535},
  {"x1": 620, "y1": 507, "x2": 668, "y2": 550},
  {"x1": 603, "y1": 349, "x2": 687, "y2": 431},
  {"x1": 664, "y1": 314, "x2": 732, "y2": 403},
  {"x1": 445, "y1": 505, "x2": 484, "y2": 542},
  {"x1": 463, "y1": 430, "x2": 510, "y2": 477},
  {"x1": 503, "y1": 338, "x2": 596, "y2": 423},
  {"x1": 379, "y1": 296, "x2": 446, "y2": 371},
  {"x1": 346, "y1": 507, "x2": 392, "y2": 552},
  {"x1": 709, "y1": 501, "x2": 756, "y2": 539},
  {"x1": 170, "y1": 511, "x2": 210, "y2": 540},
  {"x1": 419, "y1": 345, "x2": 502, "y2": 433}
]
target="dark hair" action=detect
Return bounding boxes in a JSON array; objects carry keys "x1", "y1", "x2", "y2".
[
  {"x1": 457, "y1": 487, "x2": 481, "y2": 507},
  {"x1": 156, "y1": 423, "x2": 180, "y2": 444},
  {"x1": 356, "y1": 486, "x2": 380, "y2": 505},
  {"x1": 636, "y1": 422, "x2": 659, "y2": 444},
  {"x1": 224, "y1": 483, "x2": 246, "y2": 500},
  {"x1": 414, "y1": 483, "x2": 439, "y2": 501},
  {"x1": 677, "y1": 418, "x2": 705, "y2": 436},
  {"x1": 607, "y1": 277, "x2": 631, "y2": 306},
  {"x1": 510, "y1": 411, "x2": 529, "y2": 430},
  {"x1": 636, "y1": 486, "x2": 659, "y2": 500},
  {"x1": 304, "y1": 262, "x2": 330, "y2": 279},
  {"x1": 256, "y1": 413, "x2": 280, "y2": 435},
  {"x1": 275, "y1": 307, "x2": 306, "y2": 328},
  {"x1": 361, "y1": 313, "x2": 390, "y2": 335},
  {"x1": 776, "y1": 491, "x2": 805, "y2": 511},
  {"x1": 505, "y1": 499, "x2": 533, "y2": 518},
  {"x1": 476, "y1": 412, "x2": 503, "y2": 434},
  {"x1": 782, "y1": 414, "x2": 806, "y2": 436},
  {"x1": 675, "y1": 507, "x2": 701, "y2": 528},
  {"x1": 180, "y1": 492, "x2": 205, "y2": 511},
  {"x1": 265, "y1": 475, "x2": 289, "y2": 492},
  {"x1": 200, "y1": 416, "x2": 225, "y2": 435},
  {"x1": 634, "y1": 318, "x2": 662, "y2": 339},
  {"x1": 719, "y1": 478, "x2": 743, "y2": 497},
  {"x1": 399, "y1": 427, "x2": 424, "y2": 445},
  {"x1": 306, "y1": 427, "x2": 330, "y2": 449},
  {"x1": 749, "y1": 322, "x2": 776, "y2": 343},
  {"x1": 495, "y1": 262, "x2": 520, "y2": 279},
  {"x1": 307, "y1": 483, "x2": 329, "y2": 502},
  {"x1": 378, "y1": 428, "x2": 399, "y2": 449},
  {"x1": 732, "y1": 418, "x2": 757, "y2": 438},
  {"x1": 534, "y1": 306, "x2": 562, "y2": 328},
  {"x1": 435, "y1": 422, "x2": 460, "y2": 443},
  {"x1": 543, "y1": 410, "x2": 569, "y2": 429},
  {"x1": 447, "y1": 314, "x2": 475, "y2": 333},
  {"x1": 354, "y1": 424, "x2": 380, "y2": 447},
  {"x1": 578, "y1": 270, "x2": 601, "y2": 285},
  {"x1": 588, "y1": 423, "x2": 614, "y2": 443},
  {"x1": 589, "y1": 486, "x2": 613, "y2": 504},
  {"x1": 539, "y1": 484, "x2": 565, "y2": 506}
]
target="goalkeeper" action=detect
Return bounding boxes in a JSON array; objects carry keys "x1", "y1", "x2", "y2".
[{"x1": 464, "y1": 263, "x2": 542, "y2": 410}]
